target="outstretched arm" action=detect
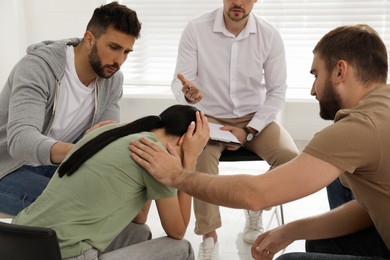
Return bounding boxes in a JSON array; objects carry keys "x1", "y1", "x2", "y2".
[{"x1": 131, "y1": 132, "x2": 344, "y2": 211}]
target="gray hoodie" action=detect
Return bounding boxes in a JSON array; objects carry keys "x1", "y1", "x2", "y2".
[{"x1": 0, "y1": 38, "x2": 123, "y2": 178}]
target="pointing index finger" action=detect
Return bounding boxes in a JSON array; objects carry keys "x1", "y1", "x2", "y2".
[{"x1": 177, "y1": 73, "x2": 187, "y2": 85}]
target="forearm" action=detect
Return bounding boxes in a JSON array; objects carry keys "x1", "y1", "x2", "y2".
[
  {"x1": 177, "y1": 190, "x2": 192, "y2": 228},
  {"x1": 50, "y1": 142, "x2": 74, "y2": 164},
  {"x1": 252, "y1": 33, "x2": 287, "y2": 131},
  {"x1": 172, "y1": 25, "x2": 198, "y2": 104},
  {"x1": 182, "y1": 154, "x2": 197, "y2": 172},
  {"x1": 177, "y1": 152, "x2": 196, "y2": 227},
  {"x1": 288, "y1": 200, "x2": 373, "y2": 241},
  {"x1": 174, "y1": 154, "x2": 341, "y2": 211},
  {"x1": 249, "y1": 88, "x2": 286, "y2": 132},
  {"x1": 175, "y1": 171, "x2": 267, "y2": 210}
]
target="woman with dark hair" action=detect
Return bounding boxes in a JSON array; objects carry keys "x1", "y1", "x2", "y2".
[{"x1": 13, "y1": 105, "x2": 210, "y2": 260}]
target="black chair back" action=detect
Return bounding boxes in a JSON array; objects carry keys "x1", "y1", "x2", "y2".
[
  {"x1": 0, "y1": 221, "x2": 62, "y2": 260},
  {"x1": 219, "y1": 147, "x2": 262, "y2": 162}
]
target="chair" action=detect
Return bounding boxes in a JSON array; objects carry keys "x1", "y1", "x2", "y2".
[
  {"x1": 0, "y1": 221, "x2": 62, "y2": 260},
  {"x1": 219, "y1": 147, "x2": 285, "y2": 227}
]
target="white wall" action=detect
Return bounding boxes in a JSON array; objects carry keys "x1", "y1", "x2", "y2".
[
  {"x1": 22, "y1": 0, "x2": 103, "y2": 45},
  {"x1": 0, "y1": 0, "x2": 103, "y2": 88},
  {"x1": 0, "y1": 0, "x2": 332, "y2": 147},
  {"x1": 282, "y1": 100, "x2": 332, "y2": 149},
  {"x1": 0, "y1": 1, "x2": 26, "y2": 86}
]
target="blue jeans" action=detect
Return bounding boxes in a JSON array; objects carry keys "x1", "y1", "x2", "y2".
[
  {"x1": 0, "y1": 165, "x2": 58, "y2": 215},
  {"x1": 276, "y1": 227, "x2": 390, "y2": 260},
  {"x1": 327, "y1": 178, "x2": 354, "y2": 209}
]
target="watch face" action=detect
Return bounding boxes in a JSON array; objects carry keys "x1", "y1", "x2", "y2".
[{"x1": 244, "y1": 127, "x2": 253, "y2": 142}]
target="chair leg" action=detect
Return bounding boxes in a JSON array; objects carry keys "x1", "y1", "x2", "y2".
[
  {"x1": 265, "y1": 205, "x2": 284, "y2": 230},
  {"x1": 280, "y1": 204, "x2": 284, "y2": 225}
]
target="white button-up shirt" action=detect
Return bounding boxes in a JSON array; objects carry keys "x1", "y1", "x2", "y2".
[{"x1": 171, "y1": 8, "x2": 287, "y2": 132}]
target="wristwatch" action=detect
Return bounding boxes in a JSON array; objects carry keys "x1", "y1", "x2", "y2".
[{"x1": 244, "y1": 127, "x2": 254, "y2": 142}]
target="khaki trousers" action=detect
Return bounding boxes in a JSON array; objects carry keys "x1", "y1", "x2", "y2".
[{"x1": 194, "y1": 114, "x2": 299, "y2": 235}]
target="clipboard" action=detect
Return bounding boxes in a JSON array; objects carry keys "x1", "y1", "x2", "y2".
[{"x1": 208, "y1": 122, "x2": 242, "y2": 146}]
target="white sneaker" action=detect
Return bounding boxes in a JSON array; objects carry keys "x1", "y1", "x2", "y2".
[
  {"x1": 243, "y1": 210, "x2": 264, "y2": 244},
  {"x1": 198, "y1": 237, "x2": 219, "y2": 260}
]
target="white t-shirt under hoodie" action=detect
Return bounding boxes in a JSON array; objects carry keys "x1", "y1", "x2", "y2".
[{"x1": 48, "y1": 45, "x2": 95, "y2": 143}]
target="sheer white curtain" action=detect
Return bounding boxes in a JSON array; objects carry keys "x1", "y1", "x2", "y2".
[{"x1": 120, "y1": 0, "x2": 390, "y2": 99}]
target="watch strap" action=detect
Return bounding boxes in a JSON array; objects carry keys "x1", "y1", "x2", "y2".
[{"x1": 243, "y1": 127, "x2": 251, "y2": 135}]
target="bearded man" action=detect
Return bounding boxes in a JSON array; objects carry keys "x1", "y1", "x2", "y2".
[{"x1": 0, "y1": 2, "x2": 141, "y2": 216}]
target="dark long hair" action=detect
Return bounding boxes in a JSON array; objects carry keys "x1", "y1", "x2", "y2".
[{"x1": 58, "y1": 105, "x2": 198, "y2": 177}]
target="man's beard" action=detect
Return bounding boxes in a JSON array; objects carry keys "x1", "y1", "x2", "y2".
[
  {"x1": 319, "y1": 79, "x2": 342, "y2": 120},
  {"x1": 89, "y1": 45, "x2": 120, "y2": 79},
  {"x1": 226, "y1": 6, "x2": 250, "y2": 22}
]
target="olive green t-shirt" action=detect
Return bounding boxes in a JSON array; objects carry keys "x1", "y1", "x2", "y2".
[
  {"x1": 14, "y1": 125, "x2": 176, "y2": 258},
  {"x1": 304, "y1": 84, "x2": 390, "y2": 249}
]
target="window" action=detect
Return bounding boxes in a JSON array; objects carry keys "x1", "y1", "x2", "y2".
[{"x1": 120, "y1": 0, "x2": 390, "y2": 99}]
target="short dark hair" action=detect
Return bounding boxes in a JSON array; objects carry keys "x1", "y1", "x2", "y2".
[
  {"x1": 86, "y1": 1, "x2": 141, "y2": 39},
  {"x1": 313, "y1": 24, "x2": 388, "y2": 84}
]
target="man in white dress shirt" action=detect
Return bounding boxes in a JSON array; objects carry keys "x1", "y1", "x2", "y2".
[{"x1": 171, "y1": 0, "x2": 298, "y2": 259}]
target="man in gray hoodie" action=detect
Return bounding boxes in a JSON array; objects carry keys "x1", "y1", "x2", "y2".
[{"x1": 0, "y1": 2, "x2": 141, "y2": 216}]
